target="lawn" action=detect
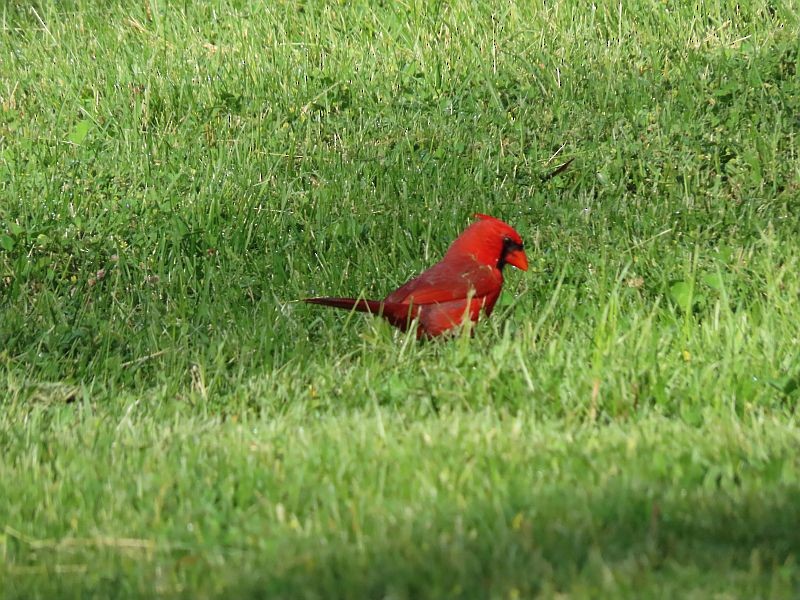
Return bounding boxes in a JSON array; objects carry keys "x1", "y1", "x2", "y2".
[{"x1": 1, "y1": 0, "x2": 799, "y2": 597}]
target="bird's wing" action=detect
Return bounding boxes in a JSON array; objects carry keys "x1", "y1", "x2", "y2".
[{"x1": 384, "y1": 256, "x2": 502, "y2": 305}]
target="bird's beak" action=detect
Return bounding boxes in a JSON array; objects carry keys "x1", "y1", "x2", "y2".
[{"x1": 505, "y1": 248, "x2": 528, "y2": 271}]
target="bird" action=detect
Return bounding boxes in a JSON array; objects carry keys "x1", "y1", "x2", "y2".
[{"x1": 304, "y1": 214, "x2": 528, "y2": 338}]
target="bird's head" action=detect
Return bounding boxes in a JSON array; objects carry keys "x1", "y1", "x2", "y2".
[{"x1": 445, "y1": 214, "x2": 529, "y2": 272}]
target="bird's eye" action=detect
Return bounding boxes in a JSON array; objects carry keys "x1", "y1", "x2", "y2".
[{"x1": 502, "y1": 236, "x2": 523, "y2": 251}]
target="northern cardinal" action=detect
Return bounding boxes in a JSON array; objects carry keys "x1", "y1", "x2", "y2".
[{"x1": 305, "y1": 214, "x2": 528, "y2": 338}]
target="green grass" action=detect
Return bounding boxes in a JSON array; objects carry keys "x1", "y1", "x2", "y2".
[{"x1": 1, "y1": 0, "x2": 799, "y2": 597}]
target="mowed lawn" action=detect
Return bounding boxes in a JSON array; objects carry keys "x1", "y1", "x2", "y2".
[{"x1": 1, "y1": 1, "x2": 799, "y2": 597}]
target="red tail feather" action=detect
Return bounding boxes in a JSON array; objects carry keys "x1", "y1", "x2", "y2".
[
  {"x1": 303, "y1": 297, "x2": 384, "y2": 314},
  {"x1": 303, "y1": 297, "x2": 418, "y2": 331}
]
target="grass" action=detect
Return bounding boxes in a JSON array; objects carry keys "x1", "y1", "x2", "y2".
[{"x1": 1, "y1": 0, "x2": 799, "y2": 597}]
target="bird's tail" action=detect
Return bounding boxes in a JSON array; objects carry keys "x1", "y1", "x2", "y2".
[
  {"x1": 304, "y1": 297, "x2": 417, "y2": 331},
  {"x1": 303, "y1": 297, "x2": 385, "y2": 314}
]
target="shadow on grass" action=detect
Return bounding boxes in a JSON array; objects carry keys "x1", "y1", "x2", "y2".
[
  {"x1": 7, "y1": 480, "x2": 797, "y2": 599},
  {"x1": 237, "y1": 484, "x2": 800, "y2": 599}
]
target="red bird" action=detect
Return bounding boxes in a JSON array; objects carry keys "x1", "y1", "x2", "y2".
[{"x1": 305, "y1": 214, "x2": 528, "y2": 338}]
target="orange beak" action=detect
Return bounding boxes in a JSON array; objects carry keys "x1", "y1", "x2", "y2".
[{"x1": 505, "y1": 248, "x2": 528, "y2": 271}]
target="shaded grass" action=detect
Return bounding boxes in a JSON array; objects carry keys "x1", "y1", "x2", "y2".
[{"x1": 2, "y1": 411, "x2": 799, "y2": 598}]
